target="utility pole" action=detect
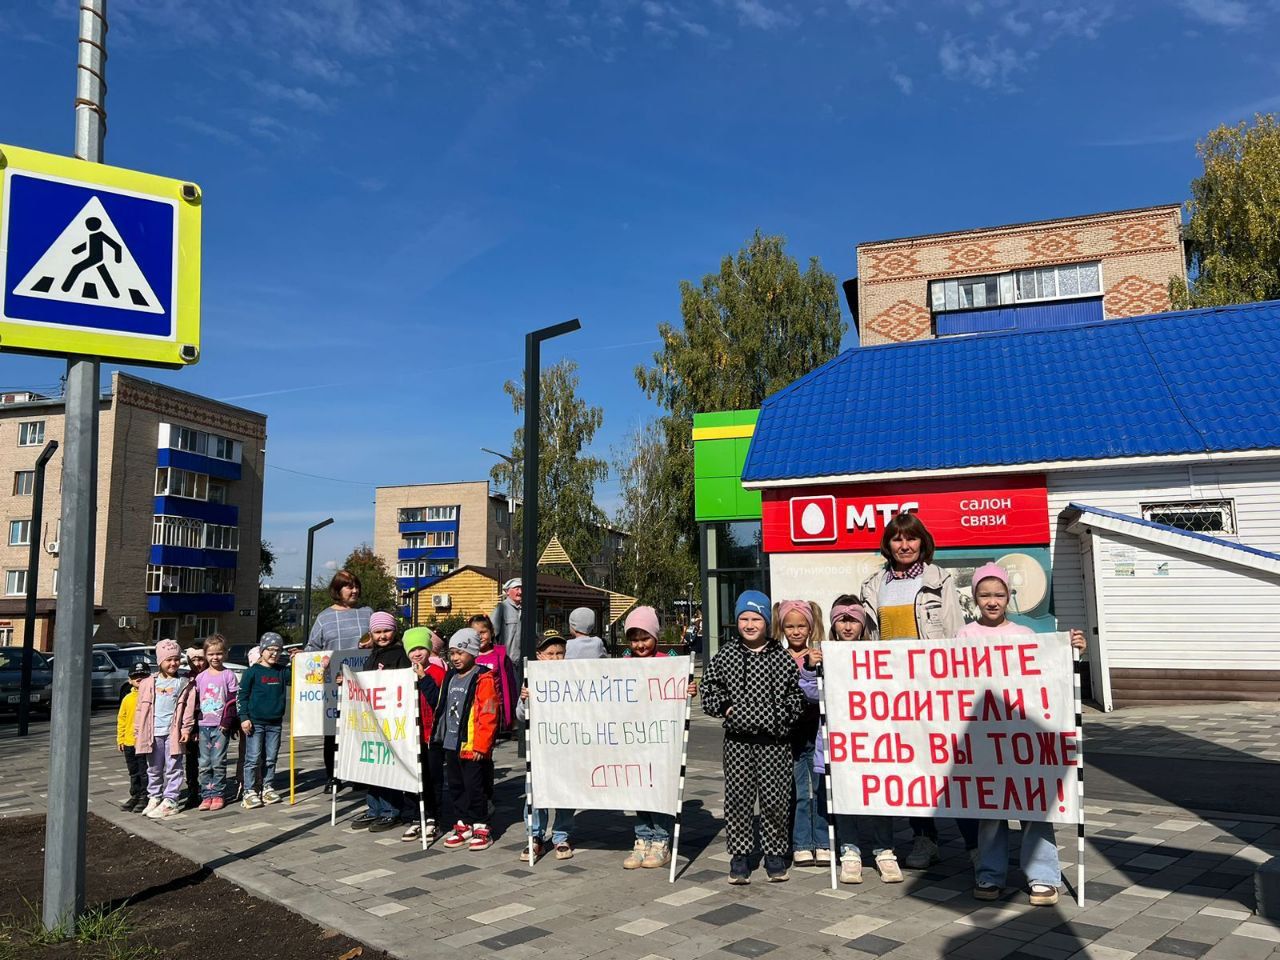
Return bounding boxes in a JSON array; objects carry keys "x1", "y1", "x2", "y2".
[
  {"x1": 18, "y1": 440, "x2": 58, "y2": 737},
  {"x1": 43, "y1": 0, "x2": 106, "y2": 932}
]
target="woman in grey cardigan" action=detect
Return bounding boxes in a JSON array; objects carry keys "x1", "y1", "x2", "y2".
[{"x1": 305, "y1": 569, "x2": 372, "y2": 792}]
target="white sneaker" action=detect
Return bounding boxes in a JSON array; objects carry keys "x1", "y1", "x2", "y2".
[
  {"x1": 793, "y1": 849, "x2": 815, "y2": 866},
  {"x1": 839, "y1": 853, "x2": 863, "y2": 884},
  {"x1": 141, "y1": 797, "x2": 162, "y2": 816},
  {"x1": 242, "y1": 792, "x2": 262, "y2": 809},
  {"x1": 149, "y1": 798, "x2": 179, "y2": 820},
  {"x1": 905, "y1": 835, "x2": 939, "y2": 869},
  {"x1": 260, "y1": 787, "x2": 282, "y2": 805}
]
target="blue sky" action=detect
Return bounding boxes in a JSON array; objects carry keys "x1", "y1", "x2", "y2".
[{"x1": 2, "y1": 0, "x2": 1277, "y2": 585}]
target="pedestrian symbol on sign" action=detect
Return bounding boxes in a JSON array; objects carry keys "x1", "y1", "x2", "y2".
[{"x1": 12, "y1": 196, "x2": 161, "y2": 314}]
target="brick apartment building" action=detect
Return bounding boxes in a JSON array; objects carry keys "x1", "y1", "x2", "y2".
[
  {"x1": 854, "y1": 205, "x2": 1187, "y2": 345},
  {"x1": 0, "y1": 372, "x2": 266, "y2": 650}
]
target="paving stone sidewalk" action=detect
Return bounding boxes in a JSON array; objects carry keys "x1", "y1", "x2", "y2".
[
  {"x1": 1085, "y1": 703, "x2": 1280, "y2": 765},
  {"x1": 1, "y1": 705, "x2": 1278, "y2": 960}
]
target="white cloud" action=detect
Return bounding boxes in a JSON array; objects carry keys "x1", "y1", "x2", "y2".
[
  {"x1": 890, "y1": 68, "x2": 913, "y2": 94},
  {"x1": 938, "y1": 32, "x2": 1030, "y2": 89},
  {"x1": 1179, "y1": 0, "x2": 1250, "y2": 26},
  {"x1": 732, "y1": 0, "x2": 793, "y2": 30},
  {"x1": 323, "y1": 559, "x2": 338, "y2": 571}
]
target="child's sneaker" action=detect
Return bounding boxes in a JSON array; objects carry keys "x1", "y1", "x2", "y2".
[
  {"x1": 242, "y1": 792, "x2": 263, "y2": 809},
  {"x1": 468, "y1": 825, "x2": 492, "y2": 851},
  {"x1": 1029, "y1": 883, "x2": 1059, "y2": 906},
  {"x1": 150, "y1": 798, "x2": 179, "y2": 820},
  {"x1": 839, "y1": 853, "x2": 864, "y2": 884},
  {"x1": 793, "y1": 849, "x2": 815, "y2": 866},
  {"x1": 208, "y1": 797, "x2": 225, "y2": 812},
  {"x1": 260, "y1": 787, "x2": 282, "y2": 805},
  {"x1": 554, "y1": 842, "x2": 574, "y2": 860},
  {"x1": 520, "y1": 839, "x2": 544, "y2": 862},
  {"x1": 973, "y1": 882, "x2": 1001, "y2": 901},
  {"x1": 904, "y1": 835, "x2": 939, "y2": 869},
  {"x1": 442, "y1": 822, "x2": 472, "y2": 849},
  {"x1": 623, "y1": 839, "x2": 649, "y2": 869},
  {"x1": 764, "y1": 855, "x2": 789, "y2": 882},
  {"x1": 876, "y1": 851, "x2": 904, "y2": 883},
  {"x1": 141, "y1": 797, "x2": 161, "y2": 816},
  {"x1": 815, "y1": 848, "x2": 832, "y2": 865},
  {"x1": 728, "y1": 855, "x2": 751, "y2": 885},
  {"x1": 198, "y1": 798, "x2": 212, "y2": 811},
  {"x1": 641, "y1": 841, "x2": 670, "y2": 869}
]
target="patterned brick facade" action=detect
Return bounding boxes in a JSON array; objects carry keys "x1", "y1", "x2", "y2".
[{"x1": 856, "y1": 206, "x2": 1186, "y2": 345}]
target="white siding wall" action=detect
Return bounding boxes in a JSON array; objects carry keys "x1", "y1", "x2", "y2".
[
  {"x1": 1047, "y1": 458, "x2": 1280, "y2": 633},
  {"x1": 1086, "y1": 530, "x2": 1280, "y2": 670}
]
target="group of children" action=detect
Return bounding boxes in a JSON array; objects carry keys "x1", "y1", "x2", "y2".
[
  {"x1": 115, "y1": 632, "x2": 296, "y2": 818},
  {"x1": 114, "y1": 512, "x2": 1084, "y2": 904}
]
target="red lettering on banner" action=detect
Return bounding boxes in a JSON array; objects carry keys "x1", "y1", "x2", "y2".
[
  {"x1": 850, "y1": 647, "x2": 892, "y2": 680},
  {"x1": 1018, "y1": 644, "x2": 1042, "y2": 676}
]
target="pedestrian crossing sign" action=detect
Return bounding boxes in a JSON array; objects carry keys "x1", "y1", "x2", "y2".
[{"x1": 0, "y1": 143, "x2": 201, "y2": 367}]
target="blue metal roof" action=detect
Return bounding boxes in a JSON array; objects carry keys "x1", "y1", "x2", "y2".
[
  {"x1": 741, "y1": 300, "x2": 1280, "y2": 483},
  {"x1": 1063, "y1": 503, "x2": 1280, "y2": 564}
]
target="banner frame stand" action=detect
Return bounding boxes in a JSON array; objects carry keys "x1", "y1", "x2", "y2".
[
  {"x1": 524, "y1": 712, "x2": 536, "y2": 866},
  {"x1": 415, "y1": 695, "x2": 427, "y2": 851},
  {"x1": 1073, "y1": 646, "x2": 1086, "y2": 908},
  {"x1": 330, "y1": 678, "x2": 340, "y2": 828},
  {"x1": 289, "y1": 655, "x2": 298, "y2": 805},
  {"x1": 816, "y1": 664, "x2": 838, "y2": 891},
  {"x1": 668, "y1": 657, "x2": 695, "y2": 884}
]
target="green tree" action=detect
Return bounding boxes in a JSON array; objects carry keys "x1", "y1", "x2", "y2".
[
  {"x1": 1172, "y1": 114, "x2": 1280, "y2": 309},
  {"x1": 613, "y1": 419, "x2": 699, "y2": 613},
  {"x1": 491, "y1": 359, "x2": 609, "y2": 571},
  {"x1": 309, "y1": 544, "x2": 398, "y2": 622},
  {"x1": 635, "y1": 230, "x2": 846, "y2": 555}
]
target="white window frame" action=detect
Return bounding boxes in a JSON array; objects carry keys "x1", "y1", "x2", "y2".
[
  {"x1": 155, "y1": 467, "x2": 209, "y2": 501},
  {"x1": 194, "y1": 616, "x2": 218, "y2": 641},
  {"x1": 399, "y1": 508, "x2": 425, "y2": 523},
  {"x1": 13, "y1": 471, "x2": 34, "y2": 496},
  {"x1": 0, "y1": 625, "x2": 13, "y2": 643},
  {"x1": 425, "y1": 505, "x2": 458, "y2": 521},
  {"x1": 51, "y1": 567, "x2": 58, "y2": 595},
  {"x1": 17, "y1": 421, "x2": 45, "y2": 446},
  {"x1": 151, "y1": 617, "x2": 178, "y2": 643},
  {"x1": 8, "y1": 519, "x2": 31, "y2": 546},
  {"x1": 1140, "y1": 498, "x2": 1237, "y2": 535},
  {"x1": 930, "y1": 261, "x2": 1104, "y2": 313},
  {"x1": 403, "y1": 534, "x2": 425, "y2": 549},
  {"x1": 5, "y1": 569, "x2": 27, "y2": 595},
  {"x1": 397, "y1": 561, "x2": 417, "y2": 578}
]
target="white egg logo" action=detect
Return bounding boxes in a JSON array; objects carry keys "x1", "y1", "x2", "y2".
[{"x1": 801, "y1": 502, "x2": 828, "y2": 536}]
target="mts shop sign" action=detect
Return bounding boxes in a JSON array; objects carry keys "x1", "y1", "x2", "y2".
[{"x1": 761, "y1": 475, "x2": 1050, "y2": 552}]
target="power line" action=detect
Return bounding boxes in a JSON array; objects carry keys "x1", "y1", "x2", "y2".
[{"x1": 267, "y1": 463, "x2": 374, "y2": 486}]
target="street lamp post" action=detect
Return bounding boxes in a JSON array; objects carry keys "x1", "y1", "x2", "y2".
[{"x1": 301, "y1": 518, "x2": 335, "y2": 643}]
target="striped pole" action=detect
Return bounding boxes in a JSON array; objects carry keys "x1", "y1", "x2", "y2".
[
  {"x1": 414, "y1": 688, "x2": 428, "y2": 851},
  {"x1": 524, "y1": 706, "x2": 536, "y2": 866},
  {"x1": 289, "y1": 656, "x2": 297, "y2": 805},
  {"x1": 330, "y1": 672, "x2": 342, "y2": 828},
  {"x1": 669, "y1": 657, "x2": 696, "y2": 884},
  {"x1": 816, "y1": 664, "x2": 838, "y2": 891},
  {"x1": 1073, "y1": 647, "x2": 1086, "y2": 908}
]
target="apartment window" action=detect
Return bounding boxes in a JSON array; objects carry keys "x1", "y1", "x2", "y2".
[
  {"x1": 146, "y1": 564, "x2": 209, "y2": 594},
  {"x1": 426, "y1": 531, "x2": 455, "y2": 547},
  {"x1": 1141, "y1": 499, "x2": 1236, "y2": 535},
  {"x1": 203, "y1": 524, "x2": 239, "y2": 551},
  {"x1": 13, "y1": 471, "x2": 34, "y2": 496},
  {"x1": 151, "y1": 617, "x2": 178, "y2": 643},
  {"x1": 397, "y1": 561, "x2": 417, "y2": 577},
  {"x1": 5, "y1": 570, "x2": 27, "y2": 595},
  {"x1": 207, "y1": 480, "x2": 228, "y2": 505},
  {"x1": 194, "y1": 616, "x2": 217, "y2": 641},
  {"x1": 8, "y1": 520, "x2": 31, "y2": 546},
  {"x1": 168, "y1": 424, "x2": 237, "y2": 462},
  {"x1": 403, "y1": 534, "x2": 425, "y2": 549},
  {"x1": 426, "y1": 506, "x2": 458, "y2": 521},
  {"x1": 152, "y1": 515, "x2": 204, "y2": 548},
  {"x1": 51, "y1": 568, "x2": 58, "y2": 595},
  {"x1": 17, "y1": 421, "x2": 45, "y2": 446},
  {"x1": 205, "y1": 568, "x2": 235, "y2": 594},
  {"x1": 155, "y1": 467, "x2": 208, "y2": 500},
  {"x1": 0, "y1": 625, "x2": 12, "y2": 643},
  {"x1": 399, "y1": 508, "x2": 425, "y2": 523},
  {"x1": 930, "y1": 261, "x2": 1102, "y2": 313}
]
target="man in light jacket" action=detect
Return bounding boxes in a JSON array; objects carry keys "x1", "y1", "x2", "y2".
[{"x1": 490, "y1": 577, "x2": 523, "y2": 665}]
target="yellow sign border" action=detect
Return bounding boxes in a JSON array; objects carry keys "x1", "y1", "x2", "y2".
[{"x1": 0, "y1": 143, "x2": 200, "y2": 368}]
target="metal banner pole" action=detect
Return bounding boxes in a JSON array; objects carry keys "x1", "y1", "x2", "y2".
[
  {"x1": 289, "y1": 657, "x2": 297, "y2": 804},
  {"x1": 524, "y1": 709, "x2": 536, "y2": 865},
  {"x1": 816, "y1": 665, "x2": 838, "y2": 891},
  {"x1": 43, "y1": 2, "x2": 106, "y2": 931},
  {"x1": 415, "y1": 690, "x2": 427, "y2": 851},
  {"x1": 1073, "y1": 647, "x2": 1086, "y2": 908},
  {"x1": 18, "y1": 440, "x2": 58, "y2": 737},
  {"x1": 331, "y1": 676, "x2": 341, "y2": 828},
  {"x1": 668, "y1": 657, "x2": 695, "y2": 884}
]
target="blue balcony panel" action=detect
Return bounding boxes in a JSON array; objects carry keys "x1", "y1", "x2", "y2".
[
  {"x1": 397, "y1": 547, "x2": 459, "y2": 562},
  {"x1": 154, "y1": 496, "x2": 239, "y2": 526},
  {"x1": 398, "y1": 520, "x2": 460, "y2": 534},
  {"x1": 149, "y1": 545, "x2": 239, "y2": 569},
  {"x1": 936, "y1": 297, "x2": 1103, "y2": 337},
  {"x1": 157, "y1": 448, "x2": 241, "y2": 481},
  {"x1": 395, "y1": 574, "x2": 446, "y2": 592},
  {"x1": 147, "y1": 594, "x2": 236, "y2": 614}
]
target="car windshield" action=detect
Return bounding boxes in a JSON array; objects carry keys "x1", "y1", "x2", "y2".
[
  {"x1": 118, "y1": 648, "x2": 158, "y2": 666},
  {"x1": 0, "y1": 647, "x2": 50, "y2": 669}
]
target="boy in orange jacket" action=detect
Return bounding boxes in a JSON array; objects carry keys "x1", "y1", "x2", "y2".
[{"x1": 432, "y1": 627, "x2": 499, "y2": 851}]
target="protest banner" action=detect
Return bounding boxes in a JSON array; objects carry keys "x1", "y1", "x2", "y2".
[
  {"x1": 288, "y1": 648, "x2": 369, "y2": 803},
  {"x1": 334, "y1": 666, "x2": 422, "y2": 794},
  {"x1": 822, "y1": 633, "x2": 1080, "y2": 825},
  {"x1": 526, "y1": 657, "x2": 690, "y2": 816}
]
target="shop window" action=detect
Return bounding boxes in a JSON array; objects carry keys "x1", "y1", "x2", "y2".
[
  {"x1": 707, "y1": 520, "x2": 765, "y2": 570},
  {"x1": 18, "y1": 421, "x2": 45, "y2": 446},
  {"x1": 1141, "y1": 499, "x2": 1236, "y2": 535}
]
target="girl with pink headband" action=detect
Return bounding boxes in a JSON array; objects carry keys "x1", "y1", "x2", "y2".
[{"x1": 772, "y1": 599, "x2": 829, "y2": 869}]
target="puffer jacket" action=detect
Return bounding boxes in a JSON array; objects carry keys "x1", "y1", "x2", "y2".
[
  {"x1": 859, "y1": 563, "x2": 965, "y2": 641},
  {"x1": 701, "y1": 637, "x2": 803, "y2": 743}
]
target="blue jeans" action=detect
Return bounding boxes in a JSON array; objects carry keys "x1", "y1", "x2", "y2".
[
  {"x1": 635, "y1": 811, "x2": 672, "y2": 843},
  {"x1": 242, "y1": 721, "x2": 281, "y2": 794},
  {"x1": 367, "y1": 785, "x2": 407, "y2": 820},
  {"x1": 197, "y1": 726, "x2": 230, "y2": 800},
  {"x1": 977, "y1": 819, "x2": 1061, "y2": 887},
  {"x1": 792, "y1": 744, "x2": 830, "y2": 852},
  {"x1": 530, "y1": 807, "x2": 575, "y2": 845},
  {"x1": 816, "y1": 779, "x2": 892, "y2": 857}
]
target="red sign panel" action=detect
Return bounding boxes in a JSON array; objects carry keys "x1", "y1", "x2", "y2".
[{"x1": 762, "y1": 475, "x2": 1050, "y2": 553}]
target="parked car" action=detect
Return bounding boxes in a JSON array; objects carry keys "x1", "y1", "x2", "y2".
[
  {"x1": 0, "y1": 645, "x2": 54, "y2": 713},
  {"x1": 90, "y1": 646, "x2": 160, "y2": 703}
]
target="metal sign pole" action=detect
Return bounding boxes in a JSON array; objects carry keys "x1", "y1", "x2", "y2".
[
  {"x1": 42, "y1": 0, "x2": 106, "y2": 934},
  {"x1": 18, "y1": 440, "x2": 58, "y2": 737}
]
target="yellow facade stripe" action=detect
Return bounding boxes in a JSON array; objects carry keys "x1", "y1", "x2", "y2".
[{"x1": 691, "y1": 424, "x2": 755, "y2": 441}]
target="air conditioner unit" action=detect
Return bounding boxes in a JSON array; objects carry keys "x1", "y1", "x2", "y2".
[
  {"x1": 181, "y1": 614, "x2": 197, "y2": 627},
  {"x1": 432, "y1": 593, "x2": 451, "y2": 609},
  {"x1": 46, "y1": 541, "x2": 59, "y2": 555},
  {"x1": 117, "y1": 616, "x2": 138, "y2": 629}
]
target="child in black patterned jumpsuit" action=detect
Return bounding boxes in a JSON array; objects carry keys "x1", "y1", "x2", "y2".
[{"x1": 701, "y1": 590, "x2": 805, "y2": 885}]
